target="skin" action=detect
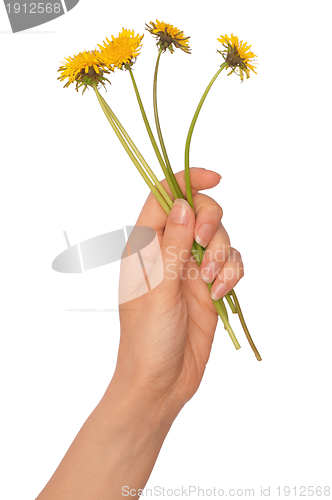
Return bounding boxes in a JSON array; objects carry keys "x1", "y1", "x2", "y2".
[{"x1": 36, "y1": 168, "x2": 244, "y2": 500}]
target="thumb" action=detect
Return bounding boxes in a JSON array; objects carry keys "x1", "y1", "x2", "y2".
[{"x1": 161, "y1": 198, "x2": 195, "y2": 286}]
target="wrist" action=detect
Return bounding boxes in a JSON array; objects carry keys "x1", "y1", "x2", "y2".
[{"x1": 101, "y1": 372, "x2": 185, "y2": 432}]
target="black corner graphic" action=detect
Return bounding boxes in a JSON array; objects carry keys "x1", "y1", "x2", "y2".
[
  {"x1": 3, "y1": 0, "x2": 80, "y2": 33},
  {"x1": 64, "y1": 0, "x2": 79, "y2": 12}
]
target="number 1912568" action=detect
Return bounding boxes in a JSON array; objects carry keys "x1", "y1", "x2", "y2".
[
  {"x1": 5, "y1": 3, "x2": 61, "y2": 14},
  {"x1": 277, "y1": 486, "x2": 330, "y2": 496}
]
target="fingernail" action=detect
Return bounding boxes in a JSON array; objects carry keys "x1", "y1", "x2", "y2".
[
  {"x1": 201, "y1": 261, "x2": 220, "y2": 283},
  {"x1": 195, "y1": 223, "x2": 214, "y2": 248},
  {"x1": 170, "y1": 198, "x2": 191, "y2": 225},
  {"x1": 211, "y1": 282, "x2": 229, "y2": 301}
]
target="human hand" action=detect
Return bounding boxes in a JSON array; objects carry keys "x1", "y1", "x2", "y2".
[
  {"x1": 35, "y1": 169, "x2": 245, "y2": 500},
  {"x1": 113, "y1": 168, "x2": 244, "y2": 417}
]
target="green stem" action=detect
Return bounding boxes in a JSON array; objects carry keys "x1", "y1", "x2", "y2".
[
  {"x1": 100, "y1": 94, "x2": 173, "y2": 210},
  {"x1": 208, "y1": 285, "x2": 240, "y2": 349},
  {"x1": 183, "y1": 62, "x2": 250, "y2": 351},
  {"x1": 153, "y1": 49, "x2": 183, "y2": 199},
  {"x1": 191, "y1": 240, "x2": 240, "y2": 350},
  {"x1": 94, "y1": 84, "x2": 241, "y2": 351},
  {"x1": 128, "y1": 68, "x2": 177, "y2": 196},
  {"x1": 225, "y1": 293, "x2": 237, "y2": 314},
  {"x1": 230, "y1": 290, "x2": 262, "y2": 361},
  {"x1": 184, "y1": 62, "x2": 228, "y2": 208},
  {"x1": 183, "y1": 63, "x2": 262, "y2": 358},
  {"x1": 93, "y1": 85, "x2": 170, "y2": 215}
]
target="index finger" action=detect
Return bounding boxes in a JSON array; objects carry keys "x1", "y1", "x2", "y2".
[{"x1": 136, "y1": 168, "x2": 222, "y2": 234}]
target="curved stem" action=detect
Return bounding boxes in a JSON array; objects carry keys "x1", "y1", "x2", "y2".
[
  {"x1": 230, "y1": 290, "x2": 262, "y2": 361},
  {"x1": 94, "y1": 84, "x2": 241, "y2": 351},
  {"x1": 225, "y1": 293, "x2": 237, "y2": 314},
  {"x1": 128, "y1": 68, "x2": 175, "y2": 192},
  {"x1": 153, "y1": 49, "x2": 183, "y2": 199},
  {"x1": 100, "y1": 95, "x2": 173, "y2": 209},
  {"x1": 184, "y1": 62, "x2": 228, "y2": 208},
  {"x1": 183, "y1": 63, "x2": 261, "y2": 359},
  {"x1": 93, "y1": 85, "x2": 170, "y2": 215}
]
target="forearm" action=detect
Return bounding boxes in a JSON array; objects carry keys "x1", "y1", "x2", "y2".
[{"x1": 36, "y1": 378, "x2": 178, "y2": 500}]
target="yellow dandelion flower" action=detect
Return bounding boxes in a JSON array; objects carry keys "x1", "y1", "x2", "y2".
[
  {"x1": 145, "y1": 20, "x2": 190, "y2": 54},
  {"x1": 57, "y1": 50, "x2": 112, "y2": 93},
  {"x1": 98, "y1": 29, "x2": 143, "y2": 70},
  {"x1": 217, "y1": 34, "x2": 257, "y2": 82}
]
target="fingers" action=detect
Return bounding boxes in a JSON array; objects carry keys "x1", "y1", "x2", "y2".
[
  {"x1": 168, "y1": 167, "x2": 222, "y2": 198},
  {"x1": 160, "y1": 198, "x2": 195, "y2": 285},
  {"x1": 134, "y1": 166, "x2": 244, "y2": 298},
  {"x1": 199, "y1": 223, "x2": 231, "y2": 283},
  {"x1": 210, "y1": 247, "x2": 244, "y2": 300},
  {"x1": 136, "y1": 168, "x2": 221, "y2": 234},
  {"x1": 192, "y1": 192, "x2": 224, "y2": 248},
  {"x1": 189, "y1": 192, "x2": 243, "y2": 297},
  {"x1": 190, "y1": 191, "x2": 230, "y2": 285}
]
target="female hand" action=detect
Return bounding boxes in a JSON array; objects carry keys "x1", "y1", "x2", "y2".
[
  {"x1": 114, "y1": 168, "x2": 244, "y2": 417},
  {"x1": 36, "y1": 168, "x2": 245, "y2": 500}
]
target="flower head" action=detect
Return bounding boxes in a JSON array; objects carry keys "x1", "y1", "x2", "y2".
[
  {"x1": 217, "y1": 34, "x2": 257, "y2": 82},
  {"x1": 98, "y1": 29, "x2": 144, "y2": 70},
  {"x1": 145, "y1": 20, "x2": 190, "y2": 54},
  {"x1": 58, "y1": 50, "x2": 112, "y2": 93}
]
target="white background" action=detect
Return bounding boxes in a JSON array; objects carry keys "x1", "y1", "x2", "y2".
[{"x1": 1, "y1": 0, "x2": 332, "y2": 498}]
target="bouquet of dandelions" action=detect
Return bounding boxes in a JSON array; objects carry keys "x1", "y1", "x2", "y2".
[{"x1": 58, "y1": 21, "x2": 262, "y2": 361}]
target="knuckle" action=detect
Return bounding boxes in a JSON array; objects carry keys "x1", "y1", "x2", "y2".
[
  {"x1": 216, "y1": 243, "x2": 231, "y2": 264},
  {"x1": 223, "y1": 233, "x2": 231, "y2": 252},
  {"x1": 231, "y1": 247, "x2": 243, "y2": 262},
  {"x1": 193, "y1": 195, "x2": 223, "y2": 221},
  {"x1": 215, "y1": 203, "x2": 223, "y2": 220},
  {"x1": 161, "y1": 236, "x2": 180, "y2": 255},
  {"x1": 227, "y1": 248, "x2": 244, "y2": 282},
  {"x1": 217, "y1": 225, "x2": 231, "y2": 253}
]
